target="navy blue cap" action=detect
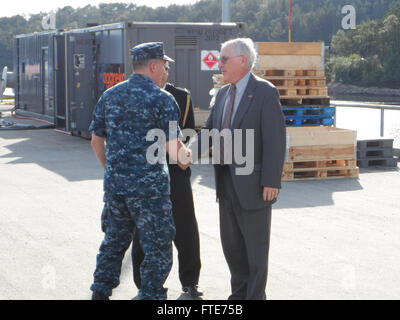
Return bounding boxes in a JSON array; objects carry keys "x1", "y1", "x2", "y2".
[{"x1": 130, "y1": 42, "x2": 174, "y2": 62}]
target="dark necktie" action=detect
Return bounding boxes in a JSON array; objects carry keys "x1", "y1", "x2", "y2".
[{"x1": 220, "y1": 85, "x2": 236, "y2": 165}]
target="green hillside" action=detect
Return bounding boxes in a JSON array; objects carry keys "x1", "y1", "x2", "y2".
[{"x1": 1, "y1": 0, "x2": 399, "y2": 87}]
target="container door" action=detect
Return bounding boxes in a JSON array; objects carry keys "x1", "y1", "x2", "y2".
[
  {"x1": 54, "y1": 34, "x2": 66, "y2": 130},
  {"x1": 41, "y1": 47, "x2": 49, "y2": 116},
  {"x1": 65, "y1": 32, "x2": 97, "y2": 138}
]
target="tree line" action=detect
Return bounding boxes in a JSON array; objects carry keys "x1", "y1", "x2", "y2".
[
  {"x1": 1, "y1": 0, "x2": 399, "y2": 88},
  {"x1": 328, "y1": 2, "x2": 400, "y2": 88}
]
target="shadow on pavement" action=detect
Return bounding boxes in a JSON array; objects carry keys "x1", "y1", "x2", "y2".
[
  {"x1": 1, "y1": 120, "x2": 366, "y2": 206},
  {"x1": 190, "y1": 162, "x2": 364, "y2": 209},
  {"x1": 275, "y1": 178, "x2": 363, "y2": 209},
  {"x1": 0, "y1": 124, "x2": 103, "y2": 181}
]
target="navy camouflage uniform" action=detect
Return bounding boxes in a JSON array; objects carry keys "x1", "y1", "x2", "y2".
[
  {"x1": 89, "y1": 42, "x2": 181, "y2": 300},
  {"x1": 131, "y1": 83, "x2": 202, "y2": 292}
]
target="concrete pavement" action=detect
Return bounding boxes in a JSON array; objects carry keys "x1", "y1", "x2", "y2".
[{"x1": 1, "y1": 110, "x2": 399, "y2": 300}]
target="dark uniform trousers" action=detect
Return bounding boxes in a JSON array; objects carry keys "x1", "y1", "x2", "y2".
[
  {"x1": 91, "y1": 195, "x2": 175, "y2": 300},
  {"x1": 131, "y1": 83, "x2": 201, "y2": 289},
  {"x1": 132, "y1": 166, "x2": 201, "y2": 288},
  {"x1": 218, "y1": 166, "x2": 272, "y2": 300}
]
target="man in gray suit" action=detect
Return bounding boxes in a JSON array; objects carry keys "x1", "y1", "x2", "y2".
[{"x1": 193, "y1": 38, "x2": 286, "y2": 300}]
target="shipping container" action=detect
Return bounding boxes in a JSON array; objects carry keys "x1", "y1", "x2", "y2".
[{"x1": 13, "y1": 22, "x2": 243, "y2": 137}]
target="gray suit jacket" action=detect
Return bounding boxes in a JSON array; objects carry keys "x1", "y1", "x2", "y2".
[{"x1": 202, "y1": 73, "x2": 286, "y2": 211}]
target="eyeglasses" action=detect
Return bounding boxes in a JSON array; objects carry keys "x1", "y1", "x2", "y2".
[
  {"x1": 219, "y1": 55, "x2": 242, "y2": 64},
  {"x1": 163, "y1": 64, "x2": 170, "y2": 72}
]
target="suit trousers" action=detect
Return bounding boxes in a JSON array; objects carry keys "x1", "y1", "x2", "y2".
[
  {"x1": 218, "y1": 166, "x2": 272, "y2": 300},
  {"x1": 132, "y1": 166, "x2": 201, "y2": 288}
]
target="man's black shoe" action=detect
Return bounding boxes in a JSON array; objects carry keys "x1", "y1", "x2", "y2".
[
  {"x1": 91, "y1": 291, "x2": 109, "y2": 300},
  {"x1": 182, "y1": 285, "x2": 204, "y2": 297}
]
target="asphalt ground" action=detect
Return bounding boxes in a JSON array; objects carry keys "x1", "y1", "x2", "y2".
[{"x1": 1, "y1": 107, "x2": 399, "y2": 300}]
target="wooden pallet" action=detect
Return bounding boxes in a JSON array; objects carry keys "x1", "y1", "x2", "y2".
[
  {"x1": 282, "y1": 159, "x2": 359, "y2": 181},
  {"x1": 256, "y1": 42, "x2": 324, "y2": 72},
  {"x1": 284, "y1": 159, "x2": 357, "y2": 171},
  {"x1": 266, "y1": 78, "x2": 327, "y2": 87},
  {"x1": 278, "y1": 87, "x2": 328, "y2": 97},
  {"x1": 286, "y1": 127, "x2": 357, "y2": 162},
  {"x1": 282, "y1": 168, "x2": 359, "y2": 181},
  {"x1": 214, "y1": 72, "x2": 328, "y2": 91},
  {"x1": 257, "y1": 42, "x2": 324, "y2": 56},
  {"x1": 257, "y1": 69, "x2": 325, "y2": 77},
  {"x1": 280, "y1": 97, "x2": 331, "y2": 106},
  {"x1": 286, "y1": 127, "x2": 356, "y2": 147},
  {"x1": 288, "y1": 144, "x2": 355, "y2": 161},
  {"x1": 257, "y1": 56, "x2": 322, "y2": 70},
  {"x1": 213, "y1": 72, "x2": 330, "y2": 104}
]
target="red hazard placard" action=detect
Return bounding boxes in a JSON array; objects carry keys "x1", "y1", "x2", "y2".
[
  {"x1": 203, "y1": 52, "x2": 218, "y2": 68},
  {"x1": 201, "y1": 50, "x2": 219, "y2": 71}
]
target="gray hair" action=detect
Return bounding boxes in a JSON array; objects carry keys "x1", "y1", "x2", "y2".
[{"x1": 221, "y1": 38, "x2": 257, "y2": 70}]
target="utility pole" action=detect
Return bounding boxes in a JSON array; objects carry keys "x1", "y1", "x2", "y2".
[
  {"x1": 222, "y1": 0, "x2": 231, "y2": 22},
  {"x1": 288, "y1": 0, "x2": 292, "y2": 42}
]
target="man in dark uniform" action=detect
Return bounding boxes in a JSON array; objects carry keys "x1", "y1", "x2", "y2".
[
  {"x1": 89, "y1": 42, "x2": 191, "y2": 300},
  {"x1": 131, "y1": 79, "x2": 203, "y2": 298}
]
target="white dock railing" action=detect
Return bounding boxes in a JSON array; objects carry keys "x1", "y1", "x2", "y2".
[{"x1": 331, "y1": 100, "x2": 400, "y2": 138}]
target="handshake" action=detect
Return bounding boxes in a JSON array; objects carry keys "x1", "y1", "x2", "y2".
[
  {"x1": 166, "y1": 138, "x2": 193, "y2": 171},
  {"x1": 177, "y1": 144, "x2": 193, "y2": 171}
]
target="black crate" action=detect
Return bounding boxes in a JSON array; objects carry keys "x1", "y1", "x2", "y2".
[
  {"x1": 357, "y1": 139, "x2": 394, "y2": 150},
  {"x1": 357, "y1": 157, "x2": 398, "y2": 168},
  {"x1": 357, "y1": 148, "x2": 394, "y2": 159}
]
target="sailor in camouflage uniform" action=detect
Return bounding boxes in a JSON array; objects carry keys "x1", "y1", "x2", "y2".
[
  {"x1": 89, "y1": 42, "x2": 191, "y2": 300},
  {"x1": 131, "y1": 80, "x2": 203, "y2": 297}
]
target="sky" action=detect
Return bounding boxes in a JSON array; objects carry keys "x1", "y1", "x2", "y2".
[{"x1": 1, "y1": 0, "x2": 200, "y2": 18}]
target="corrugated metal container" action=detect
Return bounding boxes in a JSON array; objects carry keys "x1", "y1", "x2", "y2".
[
  {"x1": 14, "y1": 22, "x2": 243, "y2": 137},
  {"x1": 15, "y1": 31, "x2": 57, "y2": 119}
]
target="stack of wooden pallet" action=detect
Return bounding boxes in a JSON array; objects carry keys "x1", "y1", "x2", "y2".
[
  {"x1": 256, "y1": 42, "x2": 359, "y2": 181},
  {"x1": 211, "y1": 41, "x2": 359, "y2": 181},
  {"x1": 212, "y1": 42, "x2": 332, "y2": 126},
  {"x1": 254, "y1": 42, "x2": 332, "y2": 127},
  {"x1": 284, "y1": 127, "x2": 359, "y2": 181}
]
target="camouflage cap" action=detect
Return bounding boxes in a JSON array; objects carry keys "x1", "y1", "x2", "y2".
[{"x1": 130, "y1": 42, "x2": 174, "y2": 63}]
